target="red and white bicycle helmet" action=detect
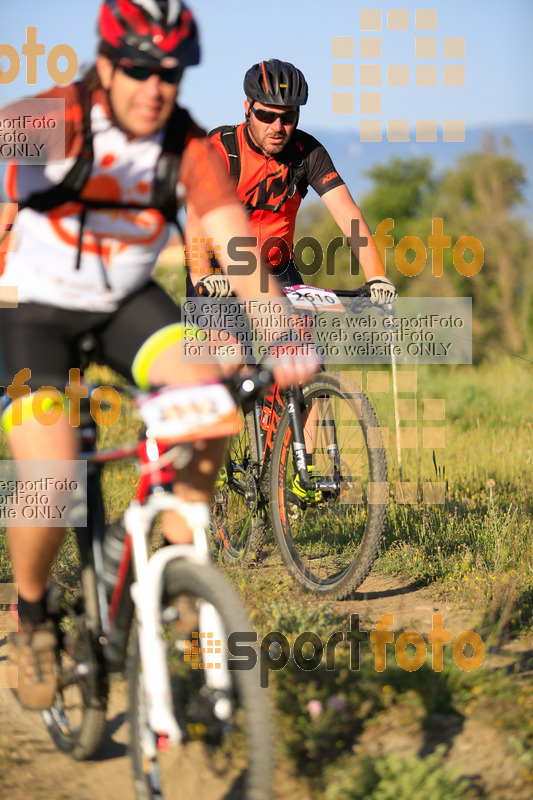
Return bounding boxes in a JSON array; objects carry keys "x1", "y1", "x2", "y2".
[{"x1": 98, "y1": 0, "x2": 200, "y2": 69}]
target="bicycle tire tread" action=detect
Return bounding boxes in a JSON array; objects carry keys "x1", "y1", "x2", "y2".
[
  {"x1": 43, "y1": 563, "x2": 108, "y2": 760},
  {"x1": 213, "y1": 410, "x2": 268, "y2": 565}
]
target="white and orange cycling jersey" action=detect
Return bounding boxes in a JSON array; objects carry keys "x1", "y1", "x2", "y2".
[{"x1": 0, "y1": 84, "x2": 237, "y2": 312}]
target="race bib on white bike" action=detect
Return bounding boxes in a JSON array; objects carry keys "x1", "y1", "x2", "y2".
[
  {"x1": 136, "y1": 383, "x2": 241, "y2": 442},
  {"x1": 283, "y1": 285, "x2": 345, "y2": 313}
]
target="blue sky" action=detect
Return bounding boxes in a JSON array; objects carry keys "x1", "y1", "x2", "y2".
[{"x1": 1, "y1": 0, "x2": 532, "y2": 135}]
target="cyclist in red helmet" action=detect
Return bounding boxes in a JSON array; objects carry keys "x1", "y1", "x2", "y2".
[
  {"x1": 186, "y1": 58, "x2": 397, "y2": 302},
  {"x1": 0, "y1": 7, "x2": 318, "y2": 710}
]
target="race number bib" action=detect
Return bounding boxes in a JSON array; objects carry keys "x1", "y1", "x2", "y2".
[
  {"x1": 136, "y1": 383, "x2": 241, "y2": 442},
  {"x1": 283, "y1": 285, "x2": 345, "y2": 313}
]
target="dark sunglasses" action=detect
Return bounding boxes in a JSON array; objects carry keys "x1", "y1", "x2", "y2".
[
  {"x1": 117, "y1": 62, "x2": 182, "y2": 85},
  {"x1": 249, "y1": 106, "x2": 299, "y2": 125}
]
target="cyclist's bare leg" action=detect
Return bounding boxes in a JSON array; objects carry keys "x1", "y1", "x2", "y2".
[
  {"x1": 7, "y1": 415, "x2": 77, "y2": 603},
  {"x1": 147, "y1": 341, "x2": 227, "y2": 544}
]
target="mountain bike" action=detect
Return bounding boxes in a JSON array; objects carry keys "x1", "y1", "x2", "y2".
[
  {"x1": 209, "y1": 285, "x2": 389, "y2": 600},
  {"x1": 39, "y1": 370, "x2": 273, "y2": 800}
]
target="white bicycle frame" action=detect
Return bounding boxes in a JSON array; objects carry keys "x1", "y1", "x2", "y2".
[{"x1": 125, "y1": 492, "x2": 231, "y2": 756}]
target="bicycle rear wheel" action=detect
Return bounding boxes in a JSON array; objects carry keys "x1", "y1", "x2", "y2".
[
  {"x1": 211, "y1": 409, "x2": 267, "y2": 563},
  {"x1": 129, "y1": 559, "x2": 272, "y2": 800},
  {"x1": 269, "y1": 373, "x2": 388, "y2": 599}
]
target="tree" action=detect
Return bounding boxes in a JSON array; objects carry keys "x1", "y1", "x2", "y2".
[
  {"x1": 295, "y1": 141, "x2": 533, "y2": 359},
  {"x1": 433, "y1": 135, "x2": 533, "y2": 357},
  {"x1": 361, "y1": 156, "x2": 437, "y2": 243}
]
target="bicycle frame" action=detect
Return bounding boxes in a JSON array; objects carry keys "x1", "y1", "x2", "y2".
[
  {"x1": 230, "y1": 378, "x2": 342, "y2": 508},
  {"x1": 219, "y1": 286, "x2": 393, "y2": 540},
  {"x1": 77, "y1": 410, "x2": 230, "y2": 751},
  {"x1": 256, "y1": 287, "x2": 393, "y2": 496}
]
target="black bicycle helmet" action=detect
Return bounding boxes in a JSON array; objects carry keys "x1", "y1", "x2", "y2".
[
  {"x1": 243, "y1": 59, "x2": 308, "y2": 106},
  {"x1": 98, "y1": 0, "x2": 200, "y2": 69}
]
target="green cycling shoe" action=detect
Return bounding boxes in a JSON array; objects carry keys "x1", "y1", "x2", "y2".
[
  {"x1": 291, "y1": 466, "x2": 321, "y2": 503},
  {"x1": 214, "y1": 464, "x2": 228, "y2": 489}
]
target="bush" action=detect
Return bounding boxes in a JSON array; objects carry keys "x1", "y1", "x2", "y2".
[{"x1": 324, "y1": 746, "x2": 471, "y2": 800}]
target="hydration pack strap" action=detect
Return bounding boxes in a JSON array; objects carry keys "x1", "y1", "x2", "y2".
[
  {"x1": 21, "y1": 81, "x2": 94, "y2": 213},
  {"x1": 210, "y1": 125, "x2": 308, "y2": 212},
  {"x1": 209, "y1": 125, "x2": 241, "y2": 185}
]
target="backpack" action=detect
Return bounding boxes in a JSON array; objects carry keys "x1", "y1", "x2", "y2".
[
  {"x1": 15, "y1": 81, "x2": 190, "y2": 275},
  {"x1": 21, "y1": 80, "x2": 190, "y2": 222},
  {"x1": 209, "y1": 124, "x2": 309, "y2": 213}
]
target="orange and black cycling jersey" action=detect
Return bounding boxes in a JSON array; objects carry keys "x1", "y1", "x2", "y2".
[{"x1": 210, "y1": 122, "x2": 345, "y2": 269}]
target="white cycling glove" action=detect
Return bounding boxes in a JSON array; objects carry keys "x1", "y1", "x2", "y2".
[
  {"x1": 364, "y1": 276, "x2": 397, "y2": 304},
  {"x1": 195, "y1": 274, "x2": 233, "y2": 298}
]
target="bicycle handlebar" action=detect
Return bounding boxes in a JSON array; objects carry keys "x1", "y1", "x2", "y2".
[
  {"x1": 194, "y1": 276, "x2": 373, "y2": 301},
  {"x1": 193, "y1": 279, "x2": 396, "y2": 314},
  {"x1": 334, "y1": 287, "x2": 371, "y2": 298},
  {"x1": 9, "y1": 365, "x2": 275, "y2": 410}
]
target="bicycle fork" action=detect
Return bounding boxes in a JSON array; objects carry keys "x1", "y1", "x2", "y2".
[
  {"x1": 125, "y1": 495, "x2": 231, "y2": 754},
  {"x1": 284, "y1": 387, "x2": 341, "y2": 496}
]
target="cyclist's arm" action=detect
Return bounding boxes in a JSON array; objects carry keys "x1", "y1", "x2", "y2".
[
  {"x1": 180, "y1": 135, "x2": 320, "y2": 383},
  {"x1": 180, "y1": 134, "x2": 287, "y2": 310},
  {"x1": 185, "y1": 202, "x2": 213, "y2": 286},
  {"x1": 192, "y1": 201, "x2": 319, "y2": 386},
  {"x1": 321, "y1": 184, "x2": 385, "y2": 281}
]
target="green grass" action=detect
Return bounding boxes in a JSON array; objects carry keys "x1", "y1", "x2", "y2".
[
  {"x1": 340, "y1": 359, "x2": 533, "y2": 610},
  {"x1": 1, "y1": 285, "x2": 533, "y2": 799}
]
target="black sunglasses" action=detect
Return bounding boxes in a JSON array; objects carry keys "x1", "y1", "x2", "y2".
[
  {"x1": 249, "y1": 106, "x2": 299, "y2": 125},
  {"x1": 117, "y1": 62, "x2": 182, "y2": 85}
]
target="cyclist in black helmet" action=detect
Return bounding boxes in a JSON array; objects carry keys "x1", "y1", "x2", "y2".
[{"x1": 186, "y1": 58, "x2": 397, "y2": 302}]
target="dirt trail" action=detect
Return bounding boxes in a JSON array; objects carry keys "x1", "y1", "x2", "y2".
[
  {"x1": 0, "y1": 663, "x2": 133, "y2": 800},
  {"x1": 1, "y1": 574, "x2": 531, "y2": 800},
  {"x1": 333, "y1": 573, "x2": 484, "y2": 630}
]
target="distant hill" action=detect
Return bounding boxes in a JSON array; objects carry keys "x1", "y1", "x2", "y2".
[{"x1": 306, "y1": 122, "x2": 533, "y2": 215}]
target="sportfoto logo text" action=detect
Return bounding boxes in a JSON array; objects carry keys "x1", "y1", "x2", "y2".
[{"x1": 185, "y1": 613, "x2": 484, "y2": 688}]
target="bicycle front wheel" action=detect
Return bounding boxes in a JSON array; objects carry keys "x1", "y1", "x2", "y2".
[
  {"x1": 212, "y1": 408, "x2": 267, "y2": 563},
  {"x1": 270, "y1": 373, "x2": 388, "y2": 599},
  {"x1": 129, "y1": 560, "x2": 272, "y2": 800}
]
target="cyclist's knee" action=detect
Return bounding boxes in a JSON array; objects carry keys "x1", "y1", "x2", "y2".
[
  {"x1": 132, "y1": 322, "x2": 222, "y2": 387},
  {"x1": 6, "y1": 412, "x2": 77, "y2": 461}
]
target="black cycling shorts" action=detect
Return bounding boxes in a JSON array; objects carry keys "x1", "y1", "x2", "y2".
[{"x1": 0, "y1": 280, "x2": 183, "y2": 393}]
